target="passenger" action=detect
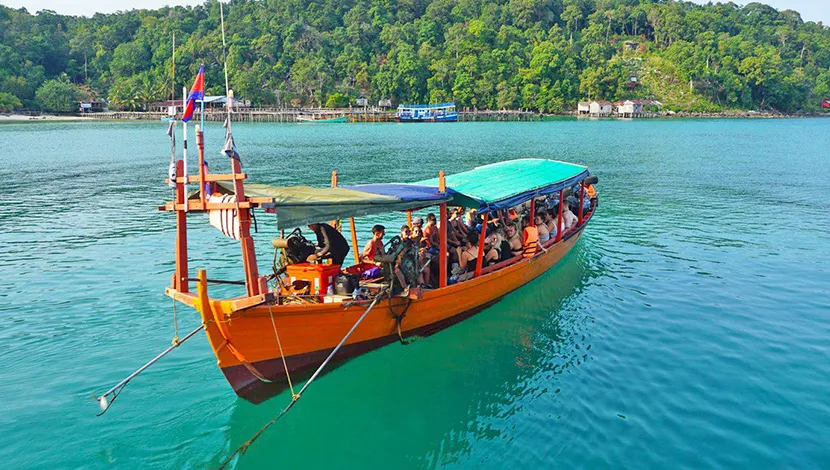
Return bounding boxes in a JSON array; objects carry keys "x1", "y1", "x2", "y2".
[
  {"x1": 562, "y1": 201, "x2": 578, "y2": 233},
  {"x1": 423, "y1": 213, "x2": 440, "y2": 252},
  {"x1": 411, "y1": 215, "x2": 424, "y2": 230},
  {"x1": 456, "y1": 230, "x2": 480, "y2": 275},
  {"x1": 544, "y1": 210, "x2": 559, "y2": 241},
  {"x1": 307, "y1": 222, "x2": 350, "y2": 267},
  {"x1": 410, "y1": 224, "x2": 424, "y2": 245},
  {"x1": 521, "y1": 215, "x2": 539, "y2": 258},
  {"x1": 464, "y1": 209, "x2": 478, "y2": 232},
  {"x1": 400, "y1": 224, "x2": 411, "y2": 240},
  {"x1": 505, "y1": 223, "x2": 523, "y2": 258},
  {"x1": 361, "y1": 224, "x2": 385, "y2": 265},
  {"x1": 454, "y1": 207, "x2": 470, "y2": 237},
  {"x1": 485, "y1": 230, "x2": 502, "y2": 266},
  {"x1": 535, "y1": 212, "x2": 551, "y2": 244},
  {"x1": 445, "y1": 207, "x2": 462, "y2": 250}
]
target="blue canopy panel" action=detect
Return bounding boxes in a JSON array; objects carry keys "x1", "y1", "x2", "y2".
[{"x1": 343, "y1": 184, "x2": 448, "y2": 203}]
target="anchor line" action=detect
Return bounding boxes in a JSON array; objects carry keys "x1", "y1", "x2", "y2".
[{"x1": 219, "y1": 289, "x2": 387, "y2": 469}]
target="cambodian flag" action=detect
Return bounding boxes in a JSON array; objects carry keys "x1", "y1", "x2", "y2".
[{"x1": 182, "y1": 64, "x2": 204, "y2": 123}]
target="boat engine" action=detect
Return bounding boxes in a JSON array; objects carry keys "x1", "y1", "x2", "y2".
[
  {"x1": 375, "y1": 236, "x2": 419, "y2": 293},
  {"x1": 272, "y1": 228, "x2": 316, "y2": 275}
]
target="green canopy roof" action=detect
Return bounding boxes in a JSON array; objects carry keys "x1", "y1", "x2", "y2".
[
  {"x1": 418, "y1": 159, "x2": 589, "y2": 211},
  {"x1": 201, "y1": 159, "x2": 589, "y2": 229},
  {"x1": 212, "y1": 181, "x2": 452, "y2": 229}
]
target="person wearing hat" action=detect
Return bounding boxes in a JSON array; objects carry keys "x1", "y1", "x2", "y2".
[{"x1": 411, "y1": 215, "x2": 424, "y2": 228}]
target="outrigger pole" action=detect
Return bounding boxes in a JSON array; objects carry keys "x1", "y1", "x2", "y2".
[{"x1": 95, "y1": 324, "x2": 204, "y2": 415}]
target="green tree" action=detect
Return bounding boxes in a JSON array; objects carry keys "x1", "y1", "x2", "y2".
[
  {"x1": 35, "y1": 76, "x2": 80, "y2": 112},
  {"x1": 0, "y1": 92, "x2": 22, "y2": 112}
]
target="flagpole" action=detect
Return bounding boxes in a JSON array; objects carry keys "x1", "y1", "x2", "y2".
[
  {"x1": 182, "y1": 85, "x2": 189, "y2": 212},
  {"x1": 168, "y1": 33, "x2": 177, "y2": 191}
]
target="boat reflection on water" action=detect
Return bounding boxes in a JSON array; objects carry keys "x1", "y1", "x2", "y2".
[{"x1": 212, "y1": 242, "x2": 602, "y2": 468}]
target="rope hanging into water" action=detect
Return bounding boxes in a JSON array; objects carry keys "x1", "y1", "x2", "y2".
[
  {"x1": 267, "y1": 303, "x2": 297, "y2": 400},
  {"x1": 219, "y1": 289, "x2": 387, "y2": 469},
  {"x1": 171, "y1": 297, "x2": 180, "y2": 345}
]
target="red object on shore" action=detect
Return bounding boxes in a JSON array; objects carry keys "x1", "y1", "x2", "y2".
[{"x1": 821, "y1": 99, "x2": 830, "y2": 109}]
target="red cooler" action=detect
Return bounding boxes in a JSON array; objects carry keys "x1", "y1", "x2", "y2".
[{"x1": 285, "y1": 263, "x2": 341, "y2": 295}]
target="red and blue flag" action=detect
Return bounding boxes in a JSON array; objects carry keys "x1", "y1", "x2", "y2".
[{"x1": 182, "y1": 64, "x2": 204, "y2": 122}]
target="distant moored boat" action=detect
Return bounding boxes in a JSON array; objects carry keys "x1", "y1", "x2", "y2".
[
  {"x1": 297, "y1": 114, "x2": 348, "y2": 123},
  {"x1": 396, "y1": 102, "x2": 458, "y2": 122}
]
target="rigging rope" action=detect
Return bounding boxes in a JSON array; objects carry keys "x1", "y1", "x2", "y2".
[
  {"x1": 267, "y1": 303, "x2": 297, "y2": 400},
  {"x1": 219, "y1": 289, "x2": 387, "y2": 469}
]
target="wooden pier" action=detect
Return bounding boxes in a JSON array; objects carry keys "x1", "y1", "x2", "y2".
[{"x1": 81, "y1": 107, "x2": 540, "y2": 122}]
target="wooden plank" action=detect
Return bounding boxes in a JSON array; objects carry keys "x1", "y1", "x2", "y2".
[{"x1": 165, "y1": 173, "x2": 246, "y2": 184}]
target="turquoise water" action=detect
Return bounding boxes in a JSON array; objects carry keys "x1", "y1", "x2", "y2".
[{"x1": 1, "y1": 118, "x2": 828, "y2": 468}]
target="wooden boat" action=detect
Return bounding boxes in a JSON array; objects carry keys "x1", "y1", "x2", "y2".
[
  {"x1": 161, "y1": 133, "x2": 598, "y2": 403},
  {"x1": 296, "y1": 115, "x2": 348, "y2": 123},
  {"x1": 396, "y1": 103, "x2": 458, "y2": 122}
]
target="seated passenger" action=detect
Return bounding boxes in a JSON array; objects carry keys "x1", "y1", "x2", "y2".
[
  {"x1": 410, "y1": 225, "x2": 424, "y2": 248},
  {"x1": 562, "y1": 202, "x2": 578, "y2": 233},
  {"x1": 544, "y1": 210, "x2": 559, "y2": 241},
  {"x1": 361, "y1": 224, "x2": 386, "y2": 265},
  {"x1": 455, "y1": 230, "x2": 480, "y2": 275},
  {"x1": 505, "y1": 223, "x2": 523, "y2": 258},
  {"x1": 485, "y1": 230, "x2": 503, "y2": 266},
  {"x1": 423, "y1": 213, "x2": 440, "y2": 252},
  {"x1": 535, "y1": 211, "x2": 551, "y2": 244},
  {"x1": 521, "y1": 215, "x2": 539, "y2": 258}
]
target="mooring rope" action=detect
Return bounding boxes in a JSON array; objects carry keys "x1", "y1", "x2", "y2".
[
  {"x1": 267, "y1": 303, "x2": 297, "y2": 399},
  {"x1": 219, "y1": 289, "x2": 387, "y2": 469}
]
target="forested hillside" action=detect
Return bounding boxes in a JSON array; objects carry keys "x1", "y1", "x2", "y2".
[{"x1": 1, "y1": 0, "x2": 829, "y2": 113}]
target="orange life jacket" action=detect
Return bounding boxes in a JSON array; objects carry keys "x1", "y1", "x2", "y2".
[{"x1": 522, "y1": 226, "x2": 539, "y2": 258}]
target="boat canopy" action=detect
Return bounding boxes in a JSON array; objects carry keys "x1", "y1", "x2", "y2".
[
  {"x1": 213, "y1": 181, "x2": 452, "y2": 230},
  {"x1": 207, "y1": 159, "x2": 587, "y2": 228},
  {"x1": 417, "y1": 159, "x2": 589, "y2": 212}
]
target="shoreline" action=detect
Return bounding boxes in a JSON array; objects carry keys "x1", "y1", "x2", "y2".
[
  {"x1": 1, "y1": 111, "x2": 825, "y2": 123},
  {"x1": 0, "y1": 114, "x2": 93, "y2": 122}
]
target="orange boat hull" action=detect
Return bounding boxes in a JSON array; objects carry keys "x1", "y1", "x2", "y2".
[{"x1": 179, "y1": 218, "x2": 591, "y2": 404}]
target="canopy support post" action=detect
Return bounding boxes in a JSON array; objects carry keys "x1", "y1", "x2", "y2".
[
  {"x1": 578, "y1": 181, "x2": 585, "y2": 225},
  {"x1": 196, "y1": 125, "x2": 206, "y2": 207},
  {"x1": 474, "y1": 212, "x2": 489, "y2": 277},
  {"x1": 529, "y1": 198, "x2": 535, "y2": 221},
  {"x1": 407, "y1": 210, "x2": 412, "y2": 228},
  {"x1": 555, "y1": 189, "x2": 564, "y2": 242},
  {"x1": 349, "y1": 217, "x2": 359, "y2": 264},
  {"x1": 174, "y1": 159, "x2": 189, "y2": 293},
  {"x1": 438, "y1": 171, "x2": 447, "y2": 288},
  {"x1": 330, "y1": 171, "x2": 339, "y2": 229}
]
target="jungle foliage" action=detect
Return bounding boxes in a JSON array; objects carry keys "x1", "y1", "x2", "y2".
[{"x1": 0, "y1": 0, "x2": 828, "y2": 112}]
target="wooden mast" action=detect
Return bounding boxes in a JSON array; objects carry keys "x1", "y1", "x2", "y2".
[
  {"x1": 438, "y1": 171, "x2": 447, "y2": 288},
  {"x1": 174, "y1": 159, "x2": 188, "y2": 293}
]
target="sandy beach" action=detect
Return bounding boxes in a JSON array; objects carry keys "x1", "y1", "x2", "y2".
[{"x1": 0, "y1": 114, "x2": 93, "y2": 121}]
